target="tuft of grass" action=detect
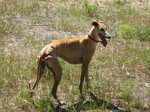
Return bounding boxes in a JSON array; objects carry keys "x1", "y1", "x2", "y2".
[
  {"x1": 0, "y1": 0, "x2": 39, "y2": 16},
  {"x1": 121, "y1": 80, "x2": 135, "y2": 110},
  {"x1": 113, "y1": 0, "x2": 127, "y2": 6},
  {"x1": 119, "y1": 25, "x2": 150, "y2": 41},
  {"x1": 46, "y1": 1, "x2": 99, "y2": 32},
  {"x1": 134, "y1": 95, "x2": 145, "y2": 111},
  {"x1": 0, "y1": 17, "x2": 21, "y2": 35}
]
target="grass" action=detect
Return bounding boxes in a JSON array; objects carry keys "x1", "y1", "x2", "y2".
[
  {"x1": 0, "y1": 0, "x2": 150, "y2": 111},
  {"x1": 119, "y1": 25, "x2": 150, "y2": 41}
]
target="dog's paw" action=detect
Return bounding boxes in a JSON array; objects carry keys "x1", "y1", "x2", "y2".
[{"x1": 59, "y1": 101, "x2": 66, "y2": 106}]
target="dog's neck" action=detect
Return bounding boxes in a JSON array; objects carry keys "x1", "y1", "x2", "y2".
[
  {"x1": 88, "y1": 27, "x2": 100, "y2": 45},
  {"x1": 88, "y1": 27, "x2": 99, "y2": 40}
]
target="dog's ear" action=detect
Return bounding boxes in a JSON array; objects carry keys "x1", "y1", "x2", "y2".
[{"x1": 92, "y1": 22, "x2": 99, "y2": 27}]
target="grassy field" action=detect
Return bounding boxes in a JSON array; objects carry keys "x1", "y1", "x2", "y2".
[{"x1": 0, "y1": 0, "x2": 150, "y2": 111}]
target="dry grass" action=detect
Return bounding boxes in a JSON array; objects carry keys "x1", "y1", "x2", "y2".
[{"x1": 0, "y1": 0, "x2": 150, "y2": 112}]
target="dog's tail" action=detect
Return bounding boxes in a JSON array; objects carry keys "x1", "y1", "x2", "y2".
[
  {"x1": 28, "y1": 53, "x2": 46, "y2": 96},
  {"x1": 29, "y1": 80, "x2": 32, "y2": 91}
]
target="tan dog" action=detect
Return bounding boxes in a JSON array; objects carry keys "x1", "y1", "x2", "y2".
[{"x1": 29, "y1": 21, "x2": 111, "y2": 105}]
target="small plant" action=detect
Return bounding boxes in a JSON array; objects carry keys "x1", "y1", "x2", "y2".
[
  {"x1": 0, "y1": 17, "x2": 21, "y2": 35},
  {"x1": 119, "y1": 25, "x2": 150, "y2": 41},
  {"x1": 139, "y1": 0, "x2": 145, "y2": 2},
  {"x1": 121, "y1": 80, "x2": 135, "y2": 110},
  {"x1": 113, "y1": 0, "x2": 127, "y2": 6},
  {"x1": 135, "y1": 26, "x2": 150, "y2": 41},
  {"x1": 118, "y1": 25, "x2": 135, "y2": 39},
  {"x1": 34, "y1": 98, "x2": 53, "y2": 112},
  {"x1": 81, "y1": 1, "x2": 98, "y2": 18},
  {"x1": 134, "y1": 95, "x2": 144, "y2": 111}
]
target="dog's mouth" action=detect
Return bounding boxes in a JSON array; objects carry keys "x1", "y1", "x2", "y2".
[{"x1": 99, "y1": 34, "x2": 108, "y2": 47}]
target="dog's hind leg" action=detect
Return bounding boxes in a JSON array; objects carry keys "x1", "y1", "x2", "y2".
[
  {"x1": 45, "y1": 55, "x2": 63, "y2": 105},
  {"x1": 46, "y1": 65, "x2": 55, "y2": 78}
]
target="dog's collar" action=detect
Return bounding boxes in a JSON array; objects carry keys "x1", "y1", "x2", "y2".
[{"x1": 88, "y1": 35, "x2": 102, "y2": 43}]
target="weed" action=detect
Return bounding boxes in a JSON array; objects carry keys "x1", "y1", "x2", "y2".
[
  {"x1": 48, "y1": 1, "x2": 99, "y2": 32},
  {"x1": 121, "y1": 81, "x2": 134, "y2": 109},
  {"x1": 135, "y1": 26, "x2": 150, "y2": 41},
  {"x1": 134, "y1": 95, "x2": 144, "y2": 111},
  {"x1": 0, "y1": 17, "x2": 21, "y2": 35},
  {"x1": 114, "y1": 0, "x2": 127, "y2": 6},
  {"x1": 34, "y1": 98, "x2": 53, "y2": 112},
  {"x1": 81, "y1": 1, "x2": 99, "y2": 18},
  {"x1": 119, "y1": 25, "x2": 150, "y2": 41}
]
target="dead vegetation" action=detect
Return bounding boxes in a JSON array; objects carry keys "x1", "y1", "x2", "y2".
[{"x1": 0, "y1": 0, "x2": 150, "y2": 111}]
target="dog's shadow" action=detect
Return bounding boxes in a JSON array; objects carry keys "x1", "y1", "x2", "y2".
[{"x1": 53, "y1": 92, "x2": 127, "y2": 112}]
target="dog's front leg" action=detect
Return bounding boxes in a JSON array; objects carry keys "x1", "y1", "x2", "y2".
[
  {"x1": 79, "y1": 63, "x2": 89, "y2": 93},
  {"x1": 85, "y1": 68, "x2": 89, "y2": 89}
]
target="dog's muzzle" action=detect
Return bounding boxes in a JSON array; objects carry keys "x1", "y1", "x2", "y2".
[{"x1": 99, "y1": 33, "x2": 111, "y2": 47}]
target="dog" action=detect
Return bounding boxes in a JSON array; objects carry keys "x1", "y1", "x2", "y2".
[{"x1": 29, "y1": 21, "x2": 111, "y2": 105}]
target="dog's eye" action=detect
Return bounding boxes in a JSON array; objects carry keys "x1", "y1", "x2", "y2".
[{"x1": 101, "y1": 28, "x2": 105, "y2": 31}]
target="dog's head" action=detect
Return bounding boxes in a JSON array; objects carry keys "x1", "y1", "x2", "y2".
[{"x1": 92, "y1": 21, "x2": 111, "y2": 47}]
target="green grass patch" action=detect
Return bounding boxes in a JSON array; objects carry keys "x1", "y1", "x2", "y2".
[{"x1": 119, "y1": 25, "x2": 150, "y2": 41}]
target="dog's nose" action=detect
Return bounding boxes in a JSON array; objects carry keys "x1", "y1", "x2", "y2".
[
  {"x1": 106, "y1": 35, "x2": 111, "y2": 39},
  {"x1": 105, "y1": 31, "x2": 111, "y2": 39}
]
